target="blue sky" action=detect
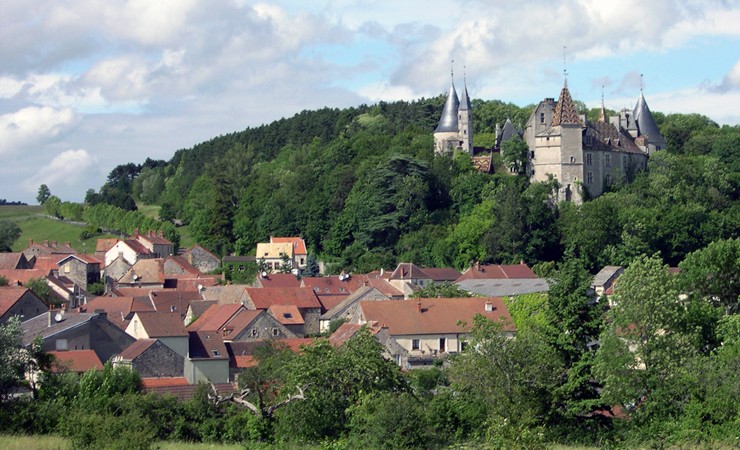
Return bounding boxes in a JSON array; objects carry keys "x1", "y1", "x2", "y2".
[{"x1": 1, "y1": 0, "x2": 739, "y2": 203}]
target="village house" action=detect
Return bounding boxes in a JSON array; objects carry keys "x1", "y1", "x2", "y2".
[
  {"x1": 185, "y1": 330, "x2": 230, "y2": 384},
  {"x1": 455, "y1": 262, "x2": 550, "y2": 297},
  {"x1": 242, "y1": 287, "x2": 322, "y2": 335},
  {"x1": 22, "y1": 310, "x2": 135, "y2": 363},
  {"x1": 329, "y1": 322, "x2": 408, "y2": 368},
  {"x1": 125, "y1": 311, "x2": 189, "y2": 356},
  {"x1": 187, "y1": 303, "x2": 297, "y2": 341},
  {"x1": 0, "y1": 286, "x2": 47, "y2": 323},
  {"x1": 57, "y1": 254, "x2": 102, "y2": 292},
  {"x1": 354, "y1": 297, "x2": 515, "y2": 368},
  {"x1": 0, "y1": 252, "x2": 33, "y2": 270},
  {"x1": 23, "y1": 239, "x2": 76, "y2": 260},
  {"x1": 319, "y1": 285, "x2": 391, "y2": 333},
  {"x1": 112, "y1": 339, "x2": 185, "y2": 378},
  {"x1": 255, "y1": 236, "x2": 308, "y2": 274},
  {"x1": 49, "y1": 349, "x2": 104, "y2": 374},
  {"x1": 181, "y1": 244, "x2": 221, "y2": 274}
]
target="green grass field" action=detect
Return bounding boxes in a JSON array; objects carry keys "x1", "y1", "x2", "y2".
[
  {"x1": 136, "y1": 202, "x2": 162, "y2": 220},
  {"x1": 1, "y1": 205, "x2": 118, "y2": 254},
  {"x1": 0, "y1": 435, "x2": 248, "y2": 450}
]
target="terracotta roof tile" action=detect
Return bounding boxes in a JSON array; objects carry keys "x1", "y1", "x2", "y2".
[
  {"x1": 119, "y1": 259, "x2": 164, "y2": 284},
  {"x1": 316, "y1": 294, "x2": 349, "y2": 312},
  {"x1": 96, "y1": 238, "x2": 119, "y2": 253},
  {"x1": 360, "y1": 297, "x2": 515, "y2": 335},
  {"x1": 117, "y1": 338, "x2": 157, "y2": 360},
  {"x1": 390, "y1": 263, "x2": 431, "y2": 280},
  {"x1": 0, "y1": 253, "x2": 26, "y2": 270},
  {"x1": 31, "y1": 256, "x2": 60, "y2": 272},
  {"x1": 188, "y1": 331, "x2": 228, "y2": 359},
  {"x1": 422, "y1": 267, "x2": 462, "y2": 282},
  {"x1": 49, "y1": 350, "x2": 103, "y2": 373},
  {"x1": 254, "y1": 273, "x2": 301, "y2": 288},
  {"x1": 187, "y1": 304, "x2": 242, "y2": 331},
  {"x1": 267, "y1": 305, "x2": 304, "y2": 325},
  {"x1": 135, "y1": 311, "x2": 187, "y2": 337},
  {"x1": 165, "y1": 256, "x2": 202, "y2": 275},
  {"x1": 149, "y1": 289, "x2": 202, "y2": 315},
  {"x1": 0, "y1": 269, "x2": 50, "y2": 285},
  {"x1": 244, "y1": 287, "x2": 321, "y2": 310},
  {"x1": 456, "y1": 263, "x2": 537, "y2": 282},
  {"x1": 141, "y1": 377, "x2": 189, "y2": 388},
  {"x1": 57, "y1": 254, "x2": 102, "y2": 266},
  {"x1": 328, "y1": 322, "x2": 382, "y2": 347},
  {"x1": 269, "y1": 237, "x2": 307, "y2": 255},
  {"x1": 200, "y1": 285, "x2": 248, "y2": 305}
]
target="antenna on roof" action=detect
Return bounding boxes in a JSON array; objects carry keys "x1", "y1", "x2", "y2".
[
  {"x1": 450, "y1": 59, "x2": 454, "y2": 82},
  {"x1": 463, "y1": 65, "x2": 466, "y2": 85},
  {"x1": 640, "y1": 73, "x2": 644, "y2": 93}
]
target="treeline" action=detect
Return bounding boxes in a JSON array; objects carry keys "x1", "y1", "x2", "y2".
[
  {"x1": 88, "y1": 98, "x2": 738, "y2": 279},
  {"x1": 1, "y1": 240, "x2": 737, "y2": 448}
]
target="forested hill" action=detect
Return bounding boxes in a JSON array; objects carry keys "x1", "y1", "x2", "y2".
[{"x1": 87, "y1": 96, "x2": 739, "y2": 274}]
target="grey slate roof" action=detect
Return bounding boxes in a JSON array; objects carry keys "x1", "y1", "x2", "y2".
[
  {"x1": 633, "y1": 93, "x2": 667, "y2": 148},
  {"x1": 435, "y1": 81, "x2": 460, "y2": 133},
  {"x1": 456, "y1": 278, "x2": 550, "y2": 297},
  {"x1": 497, "y1": 118, "x2": 520, "y2": 146},
  {"x1": 591, "y1": 266, "x2": 623, "y2": 288},
  {"x1": 22, "y1": 312, "x2": 99, "y2": 346},
  {"x1": 459, "y1": 83, "x2": 471, "y2": 111}
]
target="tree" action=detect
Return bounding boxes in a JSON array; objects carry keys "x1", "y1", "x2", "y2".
[
  {"x1": 593, "y1": 254, "x2": 699, "y2": 422},
  {"x1": 678, "y1": 238, "x2": 739, "y2": 314},
  {"x1": 303, "y1": 254, "x2": 320, "y2": 277},
  {"x1": 43, "y1": 195, "x2": 62, "y2": 218},
  {"x1": 26, "y1": 278, "x2": 53, "y2": 305},
  {"x1": 500, "y1": 135, "x2": 529, "y2": 174},
  {"x1": 0, "y1": 220, "x2": 21, "y2": 252},
  {"x1": 0, "y1": 317, "x2": 33, "y2": 400},
  {"x1": 36, "y1": 184, "x2": 51, "y2": 205}
]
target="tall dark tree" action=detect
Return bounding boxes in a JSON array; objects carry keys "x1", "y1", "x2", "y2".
[{"x1": 36, "y1": 184, "x2": 51, "y2": 205}]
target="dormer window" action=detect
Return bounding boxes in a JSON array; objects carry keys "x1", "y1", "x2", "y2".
[{"x1": 212, "y1": 349, "x2": 220, "y2": 357}]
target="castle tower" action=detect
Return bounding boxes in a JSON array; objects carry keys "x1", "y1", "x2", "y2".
[
  {"x1": 434, "y1": 77, "x2": 460, "y2": 154},
  {"x1": 632, "y1": 91, "x2": 666, "y2": 153},
  {"x1": 458, "y1": 77, "x2": 473, "y2": 155},
  {"x1": 551, "y1": 78, "x2": 584, "y2": 202}
]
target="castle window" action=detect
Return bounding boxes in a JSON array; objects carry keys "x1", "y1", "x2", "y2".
[
  {"x1": 570, "y1": 156, "x2": 575, "y2": 163},
  {"x1": 605, "y1": 154, "x2": 611, "y2": 167},
  {"x1": 605, "y1": 174, "x2": 612, "y2": 185},
  {"x1": 586, "y1": 153, "x2": 592, "y2": 166},
  {"x1": 530, "y1": 151, "x2": 535, "y2": 159},
  {"x1": 587, "y1": 172, "x2": 593, "y2": 184}
]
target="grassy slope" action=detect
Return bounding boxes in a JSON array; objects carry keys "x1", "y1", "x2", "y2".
[{"x1": 1, "y1": 205, "x2": 117, "y2": 253}]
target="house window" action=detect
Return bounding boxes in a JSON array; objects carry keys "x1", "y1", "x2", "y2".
[
  {"x1": 605, "y1": 154, "x2": 611, "y2": 167},
  {"x1": 461, "y1": 341, "x2": 469, "y2": 352},
  {"x1": 251, "y1": 329, "x2": 257, "y2": 337},
  {"x1": 300, "y1": 258, "x2": 305, "y2": 265},
  {"x1": 439, "y1": 338, "x2": 446, "y2": 353},
  {"x1": 213, "y1": 350, "x2": 220, "y2": 357},
  {"x1": 605, "y1": 174, "x2": 612, "y2": 185},
  {"x1": 411, "y1": 339, "x2": 420, "y2": 350},
  {"x1": 530, "y1": 151, "x2": 535, "y2": 159},
  {"x1": 586, "y1": 172, "x2": 593, "y2": 185},
  {"x1": 586, "y1": 153, "x2": 592, "y2": 166},
  {"x1": 272, "y1": 328, "x2": 279, "y2": 337},
  {"x1": 56, "y1": 339, "x2": 68, "y2": 351},
  {"x1": 540, "y1": 113, "x2": 545, "y2": 124},
  {"x1": 570, "y1": 156, "x2": 575, "y2": 163}
]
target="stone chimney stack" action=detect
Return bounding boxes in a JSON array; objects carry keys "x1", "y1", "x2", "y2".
[
  {"x1": 417, "y1": 301, "x2": 422, "y2": 313},
  {"x1": 485, "y1": 301, "x2": 494, "y2": 312}
]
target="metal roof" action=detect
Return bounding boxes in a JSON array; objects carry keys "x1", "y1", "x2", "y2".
[
  {"x1": 434, "y1": 82, "x2": 460, "y2": 133},
  {"x1": 459, "y1": 83, "x2": 471, "y2": 111}
]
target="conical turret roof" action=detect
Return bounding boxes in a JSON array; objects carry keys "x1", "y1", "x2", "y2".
[
  {"x1": 435, "y1": 81, "x2": 460, "y2": 133},
  {"x1": 552, "y1": 84, "x2": 581, "y2": 126},
  {"x1": 633, "y1": 92, "x2": 666, "y2": 148},
  {"x1": 459, "y1": 82, "x2": 471, "y2": 111}
]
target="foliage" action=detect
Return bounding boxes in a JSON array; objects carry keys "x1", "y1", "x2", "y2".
[
  {"x1": 36, "y1": 185, "x2": 51, "y2": 205},
  {"x1": 0, "y1": 317, "x2": 31, "y2": 400},
  {"x1": 0, "y1": 220, "x2": 21, "y2": 252},
  {"x1": 348, "y1": 391, "x2": 430, "y2": 449},
  {"x1": 87, "y1": 282, "x2": 105, "y2": 295},
  {"x1": 412, "y1": 281, "x2": 472, "y2": 298},
  {"x1": 678, "y1": 237, "x2": 739, "y2": 314},
  {"x1": 44, "y1": 196, "x2": 62, "y2": 218},
  {"x1": 26, "y1": 278, "x2": 52, "y2": 304}
]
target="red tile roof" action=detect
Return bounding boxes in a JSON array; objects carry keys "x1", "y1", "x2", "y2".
[
  {"x1": 164, "y1": 276, "x2": 220, "y2": 290},
  {"x1": 455, "y1": 263, "x2": 537, "y2": 282},
  {"x1": 359, "y1": 297, "x2": 515, "y2": 335},
  {"x1": 188, "y1": 331, "x2": 228, "y2": 359},
  {"x1": 0, "y1": 287, "x2": 36, "y2": 317},
  {"x1": 31, "y1": 256, "x2": 60, "y2": 272},
  {"x1": 142, "y1": 379, "x2": 235, "y2": 400},
  {"x1": 117, "y1": 338, "x2": 157, "y2": 360},
  {"x1": 123, "y1": 239, "x2": 152, "y2": 255},
  {"x1": 316, "y1": 294, "x2": 349, "y2": 312},
  {"x1": 187, "y1": 304, "x2": 242, "y2": 331},
  {"x1": 96, "y1": 238, "x2": 119, "y2": 253},
  {"x1": 270, "y1": 237, "x2": 307, "y2": 255},
  {"x1": 389, "y1": 263, "x2": 431, "y2": 280},
  {"x1": 141, "y1": 377, "x2": 189, "y2": 388},
  {"x1": 57, "y1": 254, "x2": 102, "y2": 266},
  {"x1": 422, "y1": 267, "x2": 462, "y2": 282},
  {"x1": 135, "y1": 231, "x2": 172, "y2": 246},
  {"x1": 0, "y1": 269, "x2": 50, "y2": 285},
  {"x1": 244, "y1": 287, "x2": 321, "y2": 310},
  {"x1": 149, "y1": 289, "x2": 202, "y2": 315},
  {"x1": 165, "y1": 255, "x2": 202, "y2": 276},
  {"x1": 49, "y1": 350, "x2": 104, "y2": 373},
  {"x1": 328, "y1": 322, "x2": 382, "y2": 347},
  {"x1": 135, "y1": 311, "x2": 188, "y2": 337},
  {"x1": 0, "y1": 253, "x2": 26, "y2": 270},
  {"x1": 255, "y1": 273, "x2": 301, "y2": 288},
  {"x1": 120, "y1": 259, "x2": 164, "y2": 284},
  {"x1": 267, "y1": 305, "x2": 304, "y2": 325}
]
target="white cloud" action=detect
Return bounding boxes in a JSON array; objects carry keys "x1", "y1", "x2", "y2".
[
  {"x1": 714, "y1": 58, "x2": 740, "y2": 93},
  {"x1": 0, "y1": 106, "x2": 77, "y2": 156},
  {"x1": 25, "y1": 149, "x2": 97, "y2": 192}
]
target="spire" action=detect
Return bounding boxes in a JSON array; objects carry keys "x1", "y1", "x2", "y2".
[
  {"x1": 435, "y1": 74, "x2": 460, "y2": 133},
  {"x1": 598, "y1": 85, "x2": 607, "y2": 123},
  {"x1": 552, "y1": 80, "x2": 581, "y2": 126},
  {"x1": 459, "y1": 66, "x2": 471, "y2": 111},
  {"x1": 632, "y1": 87, "x2": 666, "y2": 149}
]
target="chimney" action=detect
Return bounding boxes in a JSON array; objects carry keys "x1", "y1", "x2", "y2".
[
  {"x1": 44, "y1": 240, "x2": 49, "y2": 246},
  {"x1": 416, "y1": 301, "x2": 422, "y2": 313},
  {"x1": 380, "y1": 268, "x2": 384, "y2": 276},
  {"x1": 47, "y1": 310, "x2": 53, "y2": 327},
  {"x1": 29, "y1": 238, "x2": 33, "y2": 246},
  {"x1": 134, "y1": 228, "x2": 139, "y2": 235},
  {"x1": 474, "y1": 261, "x2": 480, "y2": 271},
  {"x1": 485, "y1": 301, "x2": 494, "y2": 312},
  {"x1": 158, "y1": 230, "x2": 163, "y2": 238},
  {"x1": 52, "y1": 240, "x2": 57, "y2": 246}
]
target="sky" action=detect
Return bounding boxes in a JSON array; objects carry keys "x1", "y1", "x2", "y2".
[{"x1": 1, "y1": 0, "x2": 739, "y2": 204}]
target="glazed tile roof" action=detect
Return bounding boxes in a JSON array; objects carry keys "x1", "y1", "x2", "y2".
[
  {"x1": 552, "y1": 84, "x2": 581, "y2": 126},
  {"x1": 359, "y1": 297, "x2": 516, "y2": 335}
]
